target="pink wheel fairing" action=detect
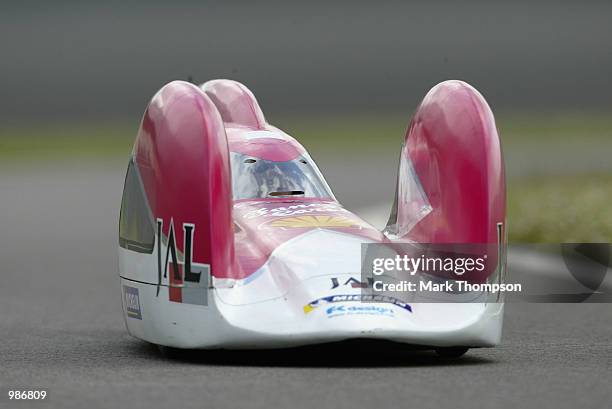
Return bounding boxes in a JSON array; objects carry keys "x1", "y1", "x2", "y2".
[
  {"x1": 134, "y1": 81, "x2": 235, "y2": 283},
  {"x1": 390, "y1": 80, "x2": 506, "y2": 280},
  {"x1": 201, "y1": 79, "x2": 267, "y2": 129}
]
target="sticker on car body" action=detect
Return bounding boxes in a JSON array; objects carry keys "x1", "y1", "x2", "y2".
[
  {"x1": 325, "y1": 304, "x2": 395, "y2": 318},
  {"x1": 303, "y1": 294, "x2": 412, "y2": 314},
  {"x1": 123, "y1": 285, "x2": 142, "y2": 319}
]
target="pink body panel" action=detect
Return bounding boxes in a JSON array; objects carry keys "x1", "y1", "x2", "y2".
[
  {"x1": 203, "y1": 79, "x2": 306, "y2": 162},
  {"x1": 225, "y1": 127, "x2": 306, "y2": 162},
  {"x1": 396, "y1": 80, "x2": 506, "y2": 279},
  {"x1": 202, "y1": 79, "x2": 267, "y2": 129},
  {"x1": 134, "y1": 81, "x2": 235, "y2": 286},
  {"x1": 201, "y1": 80, "x2": 385, "y2": 279},
  {"x1": 129, "y1": 79, "x2": 505, "y2": 286},
  {"x1": 404, "y1": 80, "x2": 505, "y2": 243},
  {"x1": 230, "y1": 200, "x2": 386, "y2": 279}
]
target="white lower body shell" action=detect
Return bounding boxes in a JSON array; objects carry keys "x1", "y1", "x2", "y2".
[{"x1": 120, "y1": 274, "x2": 504, "y2": 350}]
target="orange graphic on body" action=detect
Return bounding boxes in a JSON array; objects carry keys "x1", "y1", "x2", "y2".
[{"x1": 270, "y1": 215, "x2": 360, "y2": 228}]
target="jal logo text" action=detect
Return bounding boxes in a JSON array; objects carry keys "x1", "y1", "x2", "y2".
[
  {"x1": 156, "y1": 219, "x2": 203, "y2": 285},
  {"x1": 330, "y1": 276, "x2": 373, "y2": 289}
]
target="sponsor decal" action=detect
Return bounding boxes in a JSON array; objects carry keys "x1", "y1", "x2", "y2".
[
  {"x1": 330, "y1": 276, "x2": 372, "y2": 289},
  {"x1": 239, "y1": 202, "x2": 350, "y2": 219},
  {"x1": 123, "y1": 285, "x2": 142, "y2": 319},
  {"x1": 270, "y1": 215, "x2": 359, "y2": 228},
  {"x1": 303, "y1": 294, "x2": 412, "y2": 314},
  {"x1": 325, "y1": 304, "x2": 394, "y2": 318},
  {"x1": 156, "y1": 218, "x2": 210, "y2": 306}
]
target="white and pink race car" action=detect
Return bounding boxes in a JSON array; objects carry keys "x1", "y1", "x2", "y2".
[{"x1": 118, "y1": 79, "x2": 506, "y2": 357}]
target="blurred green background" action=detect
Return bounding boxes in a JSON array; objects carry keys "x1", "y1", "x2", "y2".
[{"x1": 2, "y1": 113, "x2": 611, "y2": 243}]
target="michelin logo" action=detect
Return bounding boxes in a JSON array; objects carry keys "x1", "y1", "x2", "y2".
[
  {"x1": 123, "y1": 285, "x2": 142, "y2": 320},
  {"x1": 303, "y1": 294, "x2": 412, "y2": 314}
]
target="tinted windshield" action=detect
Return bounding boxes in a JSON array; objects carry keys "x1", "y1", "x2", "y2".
[{"x1": 230, "y1": 152, "x2": 332, "y2": 200}]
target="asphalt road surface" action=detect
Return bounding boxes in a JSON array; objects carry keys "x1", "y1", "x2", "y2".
[{"x1": 1, "y1": 163, "x2": 611, "y2": 409}]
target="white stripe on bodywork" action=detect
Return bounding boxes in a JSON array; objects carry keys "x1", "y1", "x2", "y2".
[{"x1": 243, "y1": 130, "x2": 287, "y2": 140}]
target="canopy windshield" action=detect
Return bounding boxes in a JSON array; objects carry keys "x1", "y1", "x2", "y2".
[{"x1": 230, "y1": 152, "x2": 333, "y2": 200}]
